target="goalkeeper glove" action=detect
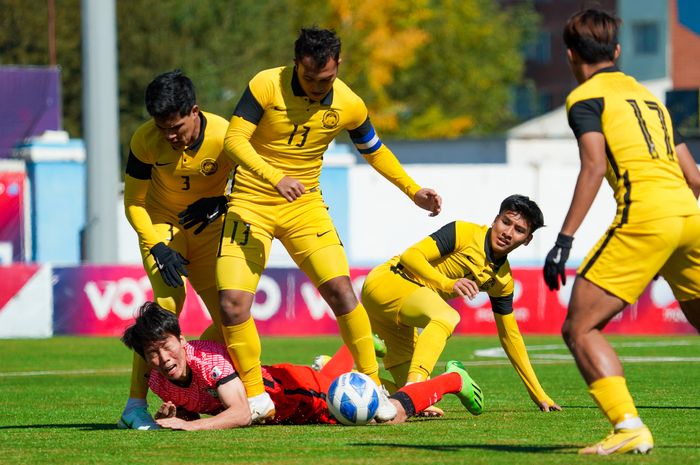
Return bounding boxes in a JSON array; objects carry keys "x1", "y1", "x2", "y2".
[
  {"x1": 178, "y1": 196, "x2": 228, "y2": 235},
  {"x1": 543, "y1": 233, "x2": 573, "y2": 291},
  {"x1": 150, "y1": 242, "x2": 189, "y2": 287}
]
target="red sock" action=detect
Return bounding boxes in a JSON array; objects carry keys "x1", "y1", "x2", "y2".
[
  {"x1": 320, "y1": 345, "x2": 355, "y2": 379},
  {"x1": 393, "y1": 372, "x2": 462, "y2": 415}
]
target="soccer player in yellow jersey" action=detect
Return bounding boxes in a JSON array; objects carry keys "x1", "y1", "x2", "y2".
[
  {"x1": 120, "y1": 70, "x2": 235, "y2": 430},
  {"x1": 543, "y1": 10, "x2": 700, "y2": 455},
  {"x1": 362, "y1": 195, "x2": 560, "y2": 415},
  {"x1": 217, "y1": 27, "x2": 441, "y2": 422}
]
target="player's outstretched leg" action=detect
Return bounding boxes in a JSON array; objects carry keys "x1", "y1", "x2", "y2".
[
  {"x1": 579, "y1": 426, "x2": 654, "y2": 455},
  {"x1": 117, "y1": 403, "x2": 160, "y2": 430},
  {"x1": 445, "y1": 360, "x2": 483, "y2": 415}
]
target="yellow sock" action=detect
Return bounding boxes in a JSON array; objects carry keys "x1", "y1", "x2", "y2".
[
  {"x1": 199, "y1": 323, "x2": 224, "y2": 343},
  {"x1": 408, "y1": 319, "x2": 452, "y2": 382},
  {"x1": 222, "y1": 317, "x2": 265, "y2": 397},
  {"x1": 336, "y1": 304, "x2": 380, "y2": 385},
  {"x1": 129, "y1": 352, "x2": 150, "y2": 399},
  {"x1": 588, "y1": 376, "x2": 639, "y2": 426},
  {"x1": 387, "y1": 361, "x2": 411, "y2": 389}
]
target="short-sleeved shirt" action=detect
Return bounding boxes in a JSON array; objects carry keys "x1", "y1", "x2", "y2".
[
  {"x1": 148, "y1": 340, "x2": 238, "y2": 415},
  {"x1": 148, "y1": 340, "x2": 336, "y2": 424},
  {"x1": 390, "y1": 221, "x2": 514, "y2": 313},
  {"x1": 231, "y1": 66, "x2": 378, "y2": 200},
  {"x1": 566, "y1": 66, "x2": 699, "y2": 225},
  {"x1": 126, "y1": 111, "x2": 234, "y2": 216}
]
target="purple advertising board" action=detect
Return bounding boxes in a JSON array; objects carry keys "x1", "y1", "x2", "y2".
[{"x1": 0, "y1": 67, "x2": 61, "y2": 158}]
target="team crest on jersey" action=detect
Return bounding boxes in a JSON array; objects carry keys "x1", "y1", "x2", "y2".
[
  {"x1": 322, "y1": 109, "x2": 340, "y2": 129},
  {"x1": 210, "y1": 366, "x2": 222, "y2": 380},
  {"x1": 199, "y1": 158, "x2": 218, "y2": 176},
  {"x1": 481, "y1": 277, "x2": 496, "y2": 291}
]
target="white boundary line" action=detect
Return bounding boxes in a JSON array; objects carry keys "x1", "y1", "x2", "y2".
[
  {"x1": 0, "y1": 368, "x2": 130, "y2": 378},
  {"x1": 3, "y1": 341, "x2": 699, "y2": 377},
  {"x1": 474, "y1": 340, "x2": 700, "y2": 363}
]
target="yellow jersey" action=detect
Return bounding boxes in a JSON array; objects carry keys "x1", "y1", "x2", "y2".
[
  {"x1": 124, "y1": 111, "x2": 234, "y2": 248},
  {"x1": 392, "y1": 221, "x2": 514, "y2": 313},
  {"x1": 566, "y1": 66, "x2": 698, "y2": 224},
  {"x1": 224, "y1": 66, "x2": 420, "y2": 203}
]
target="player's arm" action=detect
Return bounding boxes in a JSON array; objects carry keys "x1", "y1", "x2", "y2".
[
  {"x1": 491, "y1": 298, "x2": 561, "y2": 412},
  {"x1": 543, "y1": 98, "x2": 607, "y2": 291},
  {"x1": 348, "y1": 117, "x2": 441, "y2": 216},
  {"x1": 400, "y1": 222, "x2": 478, "y2": 298},
  {"x1": 123, "y1": 150, "x2": 161, "y2": 249},
  {"x1": 224, "y1": 83, "x2": 304, "y2": 201},
  {"x1": 676, "y1": 143, "x2": 700, "y2": 199},
  {"x1": 155, "y1": 376, "x2": 252, "y2": 431}
]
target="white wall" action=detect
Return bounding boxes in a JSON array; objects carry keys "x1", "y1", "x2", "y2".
[{"x1": 347, "y1": 163, "x2": 617, "y2": 266}]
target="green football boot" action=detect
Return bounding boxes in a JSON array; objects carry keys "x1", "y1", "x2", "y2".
[{"x1": 445, "y1": 360, "x2": 484, "y2": 415}]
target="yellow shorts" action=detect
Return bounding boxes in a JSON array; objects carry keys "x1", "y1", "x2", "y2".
[
  {"x1": 362, "y1": 262, "x2": 455, "y2": 369},
  {"x1": 217, "y1": 192, "x2": 349, "y2": 292},
  {"x1": 140, "y1": 212, "x2": 223, "y2": 293},
  {"x1": 579, "y1": 214, "x2": 700, "y2": 303}
]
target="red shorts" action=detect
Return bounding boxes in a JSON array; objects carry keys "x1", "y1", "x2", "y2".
[{"x1": 263, "y1": 364, "x2": 337, "y2": 425}]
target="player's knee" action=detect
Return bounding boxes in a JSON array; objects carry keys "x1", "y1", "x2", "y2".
[
  {"x1": 318, "y1": 276, "x2": 358, "y2": 314},
  {"x1": 433, "y1": 309, "x2": 460, "y2": 334},
  {"x1": 561, "y1": 318, "x2": 579, "y2": 348},
  {"x1": 219, "y1": 290, "x2": 253, "y2": 325}
]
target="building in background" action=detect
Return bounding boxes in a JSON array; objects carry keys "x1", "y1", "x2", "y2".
[{"x1": 504, "y1": 0, "x2": 700, "y2": 132}]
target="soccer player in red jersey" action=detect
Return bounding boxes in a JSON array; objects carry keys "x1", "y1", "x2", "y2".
[{"x1": 121, "y1": 302, "x2": 482, "y2": 430}]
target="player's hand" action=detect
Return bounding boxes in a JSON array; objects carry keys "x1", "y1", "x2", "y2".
[
  {"x1": 537, "y1": 399, "x2": 562, "y2": 412},
  {"x1": 543, "y1": 233, "x2": 574, "y2": 291},
  {"x1": 150, "y1": 242, "x2": 189, "y2": 288},
  {"x1": 453, "y1": 278, "x2": 479, "y2": 300},
  {"x1": 275, "y1": 176, "x2": 306, "y2": 202},
  {"x1": 156, "y1": 416, "x2": 196, "y2": 431},
  {"x1": 154, "y1": 401, "x2": 177, "y2": 419},
  {"x1": 413, "y1": 188, "x2": 442, "y2": 217},
  {"x1": 177, "y1": 196, "x2": 228, "y2": 235}
]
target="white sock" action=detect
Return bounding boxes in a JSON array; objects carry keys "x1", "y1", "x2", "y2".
[
  {"x1": 615, "y1": 416, "x2": 644, "y2": 431},
  {"x1": 124, "y1": 397, "x2": 148, "y2": 414},
  {"x1": 248, "y1": 392, "x2": 270, "y2": 403}
]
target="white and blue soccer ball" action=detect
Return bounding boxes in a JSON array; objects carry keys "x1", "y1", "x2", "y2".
[{"x1": 327, "y1": 372, "x2": 380, "y2": 426}]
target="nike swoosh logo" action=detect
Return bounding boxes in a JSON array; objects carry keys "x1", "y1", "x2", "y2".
[
  {"x1": 316, "y1": 230, "x2": 331, "y2": 237},
  {"x1": 597, "y1": 434, "x2": 639, "y2": 455},
  {"x1": 552, "y1": 249, "x2": 562, "y2": 264},
  {"x1": 155, "y1": 161, "x2": 174, "y2": 166}
]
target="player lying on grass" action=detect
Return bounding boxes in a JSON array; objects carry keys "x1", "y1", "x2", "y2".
[
  {"x1": 362, "y1": 194, "x2": 560, "y2": 414},
  {"x1": 120, "y1": 301, "x2": 483, "y2": 430}
]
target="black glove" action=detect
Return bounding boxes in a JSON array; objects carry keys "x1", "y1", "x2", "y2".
[
  {"x1": 150, "y1": 242, "x2": 189, "y2": 287},
  {"x1": 177, "y1": 196, "x2": 228, "y2": 235},
  {"x1": 543, "y1": 233, "x2": 574, "y2": 291}
]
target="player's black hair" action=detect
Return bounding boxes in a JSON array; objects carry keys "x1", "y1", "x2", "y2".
[
  {"x1": 563, "y1": 9, "x2": 621, "y2": 64},
  {"x1": 144, "y1": 69, "x2": 197, "y2": 119},
  {"x1": 294, "y1": 26, "x2": 341, "y2": 69},
  {"x1": 499, "y1": 194, "x2": 545, "y2": 233},
  {"x1": 121, "y1": 301, "x2": 182, "y2": 359}
]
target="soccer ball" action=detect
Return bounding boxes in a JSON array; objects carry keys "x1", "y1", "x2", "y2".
[{"x1": 327, "y1": 372, "x2": 380, "y2": 426}]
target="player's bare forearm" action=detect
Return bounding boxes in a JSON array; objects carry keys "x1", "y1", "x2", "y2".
[
  {"x1": 676, "y1": 143, "x2": 700, "y2": 199},
  {"x1": 413, "y1": 188, "x2": 442, "y2": 216},
  {"x1": 155, "y1": 406, "x2": 251, "y2": 431},
  {"x1": 560, "y1": 133, "x2": 607, "y2": 236}
]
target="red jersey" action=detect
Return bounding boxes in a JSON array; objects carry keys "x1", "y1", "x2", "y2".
[{"x1": 148, "y1": 340, "x2": 336, "y2": 424}]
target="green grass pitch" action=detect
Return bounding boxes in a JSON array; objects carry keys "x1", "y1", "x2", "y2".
[{"x1": 1, "y1": 335, "x2": 698, "y2": 464}]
